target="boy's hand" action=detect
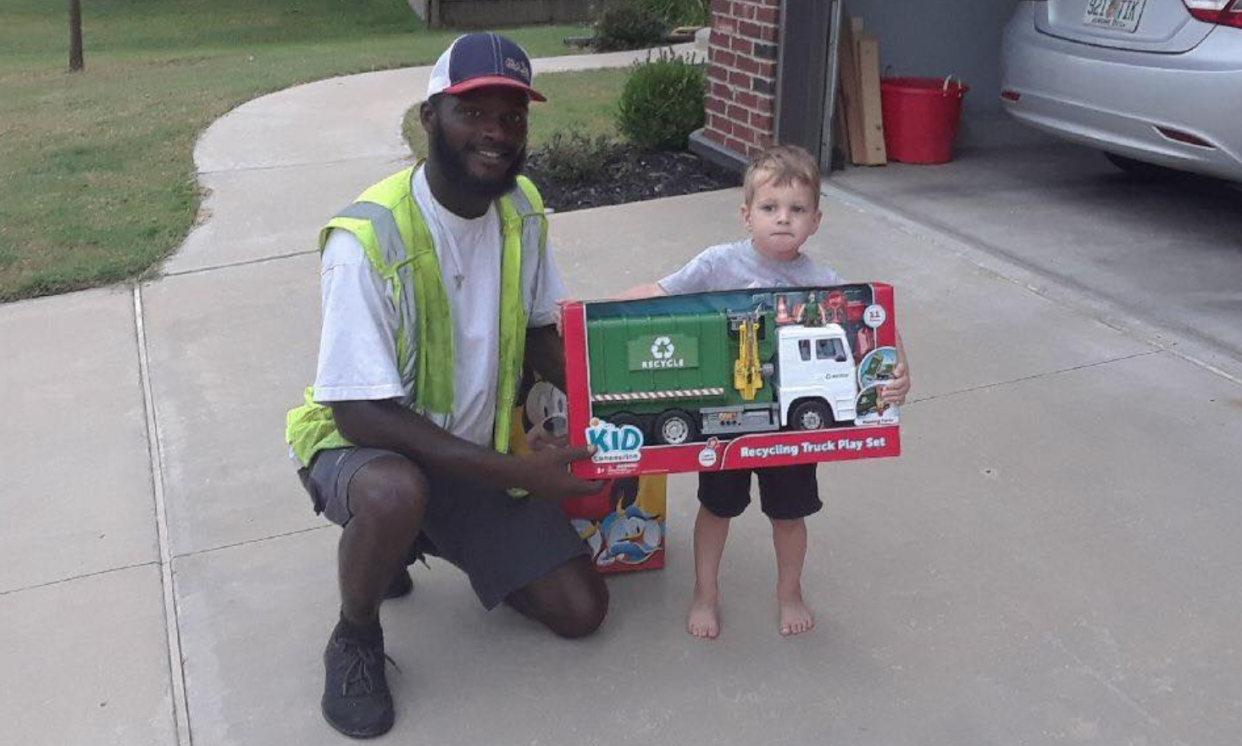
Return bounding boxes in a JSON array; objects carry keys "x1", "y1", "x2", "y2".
[
  {"x1": 880, "y1": 361, "x2": 911, "y2": 406},
  {"x1": 613, "y1": 283, "x2": 667, "y2": 301}
]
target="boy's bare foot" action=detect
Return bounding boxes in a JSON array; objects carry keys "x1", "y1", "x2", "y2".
[
  {"x1": 778, "y1": 593, "x2": 815, "y2": 636},
  {"x1": 687, "y1": 591, "x2": 720, "y2": 639}
]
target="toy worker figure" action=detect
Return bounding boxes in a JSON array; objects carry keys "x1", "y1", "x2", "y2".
[
  {"x1": 800, "y1": 291, "x2": 829, "y2": 327},
  {"x1": 284, "y1": 33, "x2": 606, "y2": 739}
]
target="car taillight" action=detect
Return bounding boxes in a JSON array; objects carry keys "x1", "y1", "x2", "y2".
[{"x1": 1183, "y1": 0, "x2": 1242, "y2": 28}]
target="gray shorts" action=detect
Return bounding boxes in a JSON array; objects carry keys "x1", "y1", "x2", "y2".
[{"x1": 299, "y1": 447, "x2": 589, "y2": 610}]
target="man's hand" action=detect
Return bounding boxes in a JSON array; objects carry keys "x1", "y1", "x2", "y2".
[
  {"x1": 511, "y1": 445, "x2": 605, "y2": 500},
  {"x1": 333, "y1": 398, "x2": 598, "y2": 498},
  {"x1": 525, "y1": 418, "x2": 568, "y2": 452},
  {"x1": 879, "y1": 361, "x2": 911, "y2": 406}
]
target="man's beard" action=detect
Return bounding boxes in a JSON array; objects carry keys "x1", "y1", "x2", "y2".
[{"x1": 429, "y1": 124, "x2": 526, "y2": 202}]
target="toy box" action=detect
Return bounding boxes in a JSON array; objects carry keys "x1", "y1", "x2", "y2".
[
  {"x1": 515, "y1": 382, "x2": 666, "y2": 574},
  {"x1": 562, "y1": 476, "x2": 667, "y2": 573},
  {"x1": 563, "y1": 284, "x2": 902, "y2": 480}
]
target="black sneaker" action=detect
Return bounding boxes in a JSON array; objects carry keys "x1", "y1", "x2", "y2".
[
  {"x1": 383, "y1": 568, "x2": 413, "y2": 600},
  {"x1": 321, "y1": 620, "x2": 396, "y2": 738}
]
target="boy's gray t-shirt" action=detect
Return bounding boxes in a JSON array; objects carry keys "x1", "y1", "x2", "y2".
[{"x1": 657, "y1": 239, "x2": 844, "y2": 294}]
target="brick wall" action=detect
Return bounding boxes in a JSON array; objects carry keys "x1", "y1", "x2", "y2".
[{"x1": 703, "y1": 0, "x2": 781, "y2": 160}]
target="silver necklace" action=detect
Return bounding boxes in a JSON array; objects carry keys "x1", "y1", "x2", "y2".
[{"x1": 430, "y1": 199, "x2": 469, "y2": 289}]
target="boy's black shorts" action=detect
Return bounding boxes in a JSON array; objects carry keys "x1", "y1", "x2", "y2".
[{"x1": 697, "y1": 463, "x2": 822, "y2": 520}]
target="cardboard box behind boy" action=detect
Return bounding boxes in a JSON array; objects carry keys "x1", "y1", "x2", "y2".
[{"x1": 513, "y1": 386, "x2": 666, "y2": 574}]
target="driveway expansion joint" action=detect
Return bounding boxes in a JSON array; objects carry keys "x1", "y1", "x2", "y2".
[
  {"x1": 163, "y1": 248, "x2": 320, "y2": 279},
  {"x1": 911, "y1": 350, "x2": 1165, "y2": 406},
  {"x1": 172, "y1": 525, "x2": 333, "y2": 562},
  {"x1": 0, "y1": 561, "x2": 160, "y2": 598},
  {"x1": 133, "y1": 285, "x2": 193, "y2": 746}
]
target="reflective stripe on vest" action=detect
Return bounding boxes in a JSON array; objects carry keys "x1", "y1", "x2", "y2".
[{"x1": 285, "y1": 168, "x2": 547, "y2": 467}]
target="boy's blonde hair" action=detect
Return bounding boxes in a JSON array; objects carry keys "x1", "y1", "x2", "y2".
[{"x1": 743, "y1": 144, "x2": 821, "y2": 207}]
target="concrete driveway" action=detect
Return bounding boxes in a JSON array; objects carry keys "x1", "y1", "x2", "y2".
[
  {"x1": 2, "y1": 56, "x2": 1241, "y2": 746},
  {"x1": 831, "y1": 111, "x2": 1242, "y2": 381}
]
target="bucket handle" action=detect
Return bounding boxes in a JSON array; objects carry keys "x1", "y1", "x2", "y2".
[{"x1": 943, "y1": 74, "x2": 967, "y2": 97}]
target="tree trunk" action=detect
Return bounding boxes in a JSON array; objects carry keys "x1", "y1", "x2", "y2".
[{"x1": 69, "y1": 0, "x2": 84, "y2": 72}]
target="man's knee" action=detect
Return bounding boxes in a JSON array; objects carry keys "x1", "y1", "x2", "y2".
[
  {"x1": 539, "y1": 559, "x2": 610, "y2": 639},
  {"x1": 564, "y1": 590, "x2": 609, "y2": 639},
  {"x1": 347, "y1": 457, "x2": 430, "y2": 530}
]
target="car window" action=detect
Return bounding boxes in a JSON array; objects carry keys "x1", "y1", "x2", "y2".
[{"x1": 799, "y1": 340, "x2": 811, "y2": 361}]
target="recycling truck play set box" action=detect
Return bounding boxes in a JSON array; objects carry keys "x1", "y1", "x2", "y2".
[{"x1": 563, "y1": 284, "x2": 902, "y2": 480}]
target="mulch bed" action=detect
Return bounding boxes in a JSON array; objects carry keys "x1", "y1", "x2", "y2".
[{"x1": 524, "y1": 143, "x2": 741, "y2": 213}]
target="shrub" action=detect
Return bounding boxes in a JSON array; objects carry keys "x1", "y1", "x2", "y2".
[
  {"x1": 594, "y1": 5, "x2": 666, "y2": 52},
  {"x1": 643, "y1": 0, "x2": 709, "y2": 27},
  {"x1": 531, "y1": 130, "x2": 615, "y2": 184},
  {"x1": 616, "y1": 51, "x2": 707, "y2": 151}
]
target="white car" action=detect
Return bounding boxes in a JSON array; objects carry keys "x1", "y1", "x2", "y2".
[{"x1": 1001, "y1": 0, "x2": 1242, "y2": 181}]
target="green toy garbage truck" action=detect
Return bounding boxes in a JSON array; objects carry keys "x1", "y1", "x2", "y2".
[{"x1": 587, "y1": 308, "x2": 859, "y2": 445}]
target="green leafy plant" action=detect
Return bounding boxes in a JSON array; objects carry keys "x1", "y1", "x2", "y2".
[
  {"x1": 594, "y1": 4, "x2": 666, "y2": 52},
  {"x1": 643, "y1": 0, "x2": 709, "y2": 27},
  {"x1": 531, "y1": 130, "x2": 615, "y2": 183},
  {"x1": 616, "y1": 51, "x2": 707, "y2": 151}
]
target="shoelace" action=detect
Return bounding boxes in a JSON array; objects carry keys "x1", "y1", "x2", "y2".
[{"x1": 336, "y1": 638, "x2": 399, "y2": 696}]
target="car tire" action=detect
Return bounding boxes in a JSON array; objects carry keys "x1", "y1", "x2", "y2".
[
  {"x1": 790, "y1": 400, "x2": 833, "y2": 431},
  {"x1": 653, "y1": 410, "x2": 697, "y2": 445}
]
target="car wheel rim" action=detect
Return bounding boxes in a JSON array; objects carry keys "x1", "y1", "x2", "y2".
[{"x1": 801, "y1": 411, "x2": 823, "y2": 430}]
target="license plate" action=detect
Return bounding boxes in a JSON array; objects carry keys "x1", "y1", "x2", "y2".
[{"x1": 1083, "y1": 0, "x2": 1148, "y2": 33}]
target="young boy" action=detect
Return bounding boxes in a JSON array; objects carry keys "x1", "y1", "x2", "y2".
[{"x1": 619, "y1": 145, "x2": 911, "y2": 638}]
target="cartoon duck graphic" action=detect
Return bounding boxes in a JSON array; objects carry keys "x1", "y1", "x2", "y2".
[{"x1": 596, "y1": 479, "x2": 664, "y2": 567}]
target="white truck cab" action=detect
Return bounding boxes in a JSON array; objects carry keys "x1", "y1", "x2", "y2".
[{"x1": 775, "y1": 323, "x2": 858, "y2": 429}]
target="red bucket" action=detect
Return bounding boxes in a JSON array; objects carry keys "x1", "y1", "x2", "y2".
[{"x1": 880, "y1": 76, "x2": 969, "y2": 164}]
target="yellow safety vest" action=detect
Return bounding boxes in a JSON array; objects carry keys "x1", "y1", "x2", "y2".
[{"x1": 285, "y1": 166, "x2": 548, "y2": 467}]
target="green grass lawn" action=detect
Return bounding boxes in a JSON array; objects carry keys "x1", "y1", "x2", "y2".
[
  {"x1": 402, "y1": 67, "x2": 632, "y2": 157},
  {"x1": 0, "y1": 0, "x2": 585, "y2": 301}
]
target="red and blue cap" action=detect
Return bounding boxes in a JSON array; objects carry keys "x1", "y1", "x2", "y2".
[{"x1": 427, "y1": 32, "x2": 546, "y2": 102}]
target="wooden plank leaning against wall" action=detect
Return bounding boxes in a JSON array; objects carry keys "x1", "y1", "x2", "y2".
[{"x1": 835, "y1": 15, "x2": 887, "y2": 167}]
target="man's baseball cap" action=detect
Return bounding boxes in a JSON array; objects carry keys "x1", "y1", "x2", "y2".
[{"x1": 427, "y1": 32, "x2": 546, "y2": 102}]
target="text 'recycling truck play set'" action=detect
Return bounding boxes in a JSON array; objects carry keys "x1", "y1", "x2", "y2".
[{"x1": 563, "y1": 284, "x2": 902, "y2": 480}]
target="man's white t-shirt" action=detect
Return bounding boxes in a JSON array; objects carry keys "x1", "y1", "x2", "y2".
[{"x1": 313, "y1": 167, "x2": 566, "y2": 446}]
